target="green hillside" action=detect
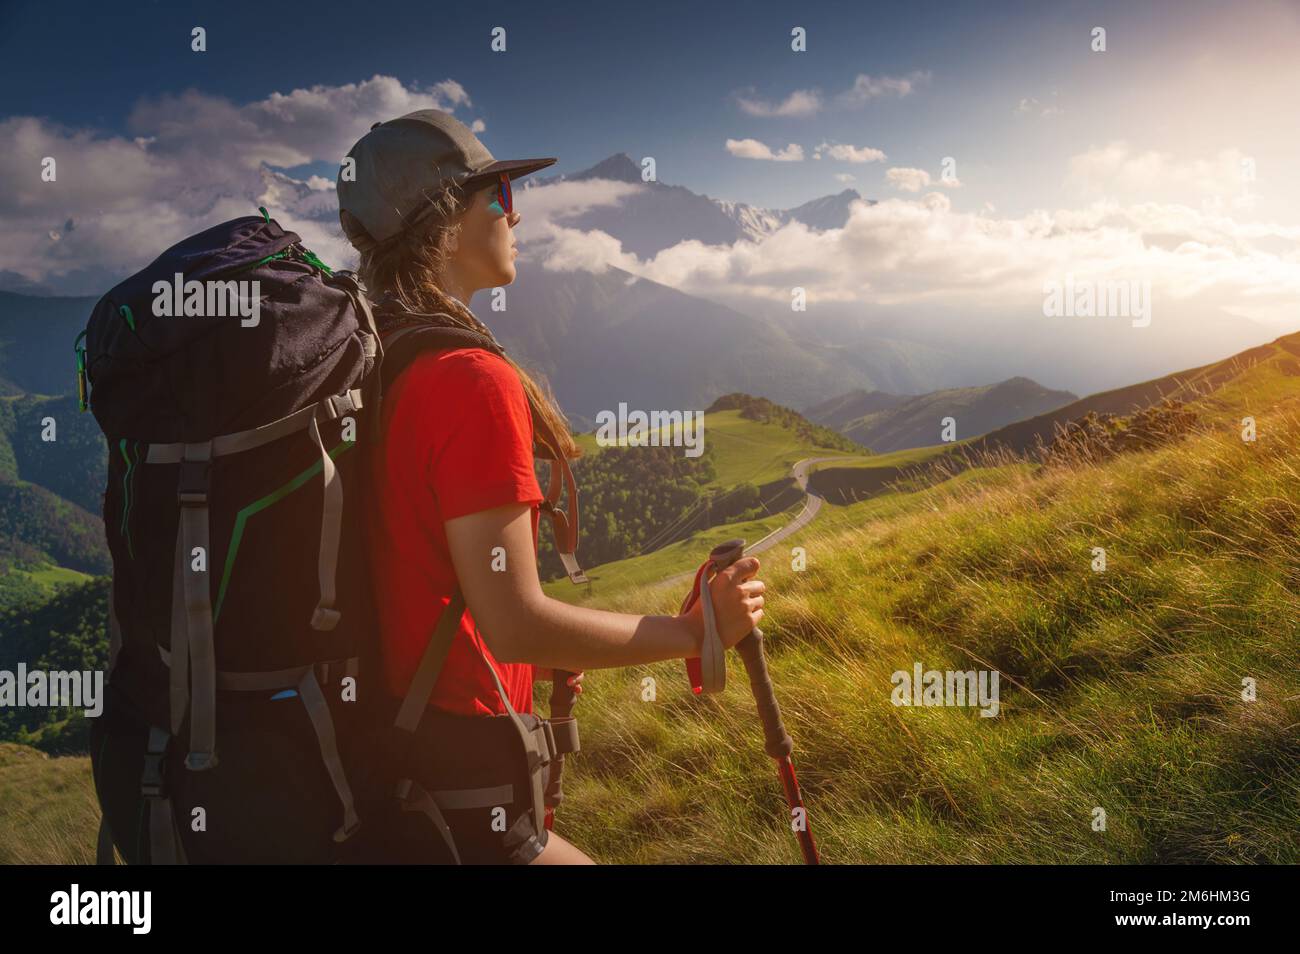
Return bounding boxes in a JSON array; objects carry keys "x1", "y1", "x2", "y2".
[
  {"x1": 802, "y1": 387, "x2": 906, "y2": 431},
  {"x1": 0, "y1": 480, "x2": 111, "y2": 579},
  {"x1": 575, "y1": 395, "x2": 862, "y2": 488},
  {"x1": 0, "y1": 393, "x2": 108, "y2": 512},
  {"x1": 0, "y1": 377, "x2": 110, "y2": 609},
  {"x1": 5, "y1": 334, "x2": 1298, "y2": 864},
  {"x1": 972, "y1": 333, "x2": 1300, "y2": 455},
  {"x1": 541, "y1": 335, "x2": 1300, "y2": 862}
]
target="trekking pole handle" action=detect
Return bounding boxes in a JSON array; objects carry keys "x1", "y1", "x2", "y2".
[
  {"x1": 708, "y1": 541, "x2": 816, "y2": 864},
  {"x1": 709, "y1": 540, "x2": 793, "y2": 761},
  {"x1": 550, "y1": 670, "x2": 577, "y2": 723},
  {"x1": 734, "y1": 629, "x2": 793, "y2": 760}
]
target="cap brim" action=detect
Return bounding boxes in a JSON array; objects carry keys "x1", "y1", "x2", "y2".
[{"x1": 466, "y1": 157, "x2": 557, "y2": 186}]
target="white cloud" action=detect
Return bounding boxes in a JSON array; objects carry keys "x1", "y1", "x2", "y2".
[
  {"x1": 6, "y1": 77, "x2": 1297, "y2": 352},
  {"x1": 511, "y1": 177, "x2": 644, "y2": 235},
  {"x1": 733, "y1": 71, "x2": 929, "y2": 119},
  {"x1": 725, "y1": 138, "x2": 805, "y2": 161},
  {"x1": 0, "y1": 76, "x2": 486, "y2": 289},
  {"x1": 834, "y1": 71, "x2": 931, "y2": 107},
  {"x1": 887, "y1": 167, "x2": 962, "y2": 192},
  {"x1": 814, "y1": 141, "x2": 886, "y2": 163},
  {"x1": 735, "y1": 88, "x2": 823, "y2": 118},
  {"x1": 1014, "y1": 95, "x2": 1063, "y2": 118},
  {"x1": 1067, "y1": 141, "x2": 1254, "y2": 199},
  {"x1": 520, "y1": 174, "x2": 1300, "y2": 330},
  {"x1": 886, "y1": 167, "x2": 931, "y2": 192}
]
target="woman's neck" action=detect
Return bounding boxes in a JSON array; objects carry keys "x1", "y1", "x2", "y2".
[{"x1": 439, "y1": 269, "x2": 472, "y2": 307}]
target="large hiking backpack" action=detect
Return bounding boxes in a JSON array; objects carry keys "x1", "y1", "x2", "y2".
[{"x1": 80, "y1": 212, "x2": 586, "y2": 864}]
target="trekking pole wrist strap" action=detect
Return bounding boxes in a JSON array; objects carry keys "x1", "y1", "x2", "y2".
[{"x1": 681, "y1": 559, "x2": 727, "y2": 694}]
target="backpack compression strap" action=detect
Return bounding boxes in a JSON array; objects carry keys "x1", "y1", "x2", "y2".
[{"x1": 144, "y1": 387, "x2": 366, "y2": 771}]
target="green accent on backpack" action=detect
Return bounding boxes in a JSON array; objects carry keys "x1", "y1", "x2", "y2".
[
  {"x1": 74, "y1": 330, "x2": 89, "y2": 411},
  {"x1": 300, "y1": 248, "x2": 334, "y2": 276},
  {"x1": 118, "y1": 438, "x2": 137, "y2": 559},
  {"x1": 213, "y1": 437, "x2": 355, "y2": 623}
]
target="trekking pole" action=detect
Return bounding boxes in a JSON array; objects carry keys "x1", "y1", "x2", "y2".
[
  {"x1": 543, "y1": 672, "x2": 577, "y2": 831},
  {"x1": 680, "y1": 538, "x2": 820, "y2": 865}
]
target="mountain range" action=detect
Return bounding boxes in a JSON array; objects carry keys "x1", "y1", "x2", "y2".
[
  {"x1": 534, "y1": 152, "x2": 869, "y2": 256},
  {"x1": 803, "y1": 377, "x2": 1078, "y2": 453},
  {"x1": 1, "y1": 151, "x2": 1286, "y2": 439}
]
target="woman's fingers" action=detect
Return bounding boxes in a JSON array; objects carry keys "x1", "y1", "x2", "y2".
[
  {"x1": 541, "y1": 669, "x2": 584, "y2": 696},
  {"x1": 694, "y1": 555, "x2": 768, "y2": 650}
]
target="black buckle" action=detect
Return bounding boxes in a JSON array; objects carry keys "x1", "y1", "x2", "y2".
[
  {"x1": 523, "y1": 727, "x2": 551, "y2": 775},
  {"x1": 177, "y1": 458, "x2": 209, "y2": 506},
  {"x1": 141, "y1": 738, "x2": 168, "y2": 799},
  {"x1": 535, "y1": 721, "x2": 556, "y2": 767},
  {"x1": 140, "y1": 761, "x2": 164, "y2": 798}
]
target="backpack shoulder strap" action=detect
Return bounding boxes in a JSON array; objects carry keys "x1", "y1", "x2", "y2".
[
  {"x1": 535, "y1": 433, "x2": 587, "y2": 584},
  {"x1": 374, "y1": 307, "x2": 588, "y2": 584},
  {"x1": 377, "y1": 319, "x2": 504, "y2": 392}
]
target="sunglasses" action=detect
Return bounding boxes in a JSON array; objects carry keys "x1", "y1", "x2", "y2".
[{"x1": 483, "y1": 172, "x2": 513, "y2": 217}]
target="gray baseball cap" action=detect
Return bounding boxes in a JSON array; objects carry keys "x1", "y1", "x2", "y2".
[{"x1": 337, "y1": 109, "x2": 556, "y2": 249}]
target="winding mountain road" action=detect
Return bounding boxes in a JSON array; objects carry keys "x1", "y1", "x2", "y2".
[{"x1": 662, "y1": 454, "x2": 870, "y2": 587}]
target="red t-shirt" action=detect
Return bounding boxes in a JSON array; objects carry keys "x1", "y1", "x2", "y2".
[{"x1": 367, "y1": 346, "x2": 544, "y2": 716}]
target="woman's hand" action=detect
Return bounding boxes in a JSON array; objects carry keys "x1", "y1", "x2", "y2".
[
  {"x1": 680, "y1": 556, "x2": 765, "y2": 653},
  {"x1": 535, "y1": 668, "x2": 584, "y2": 696}
]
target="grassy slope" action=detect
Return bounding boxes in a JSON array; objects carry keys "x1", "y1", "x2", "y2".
[
  {"x1": 8, "y1": 349, "x2": 1298, "y2": 864},
  {"x1": 538, "y1": 352, "x2": 1299, "y2": 863},
  {"x1": 971, "y1": 332, "x2": 1300, "y2": 455},
  {"x1": 23, "y1": 565, "x2": 91, "y2": 588},
  {"x1": 0, "y1": 743, "x2": 104, "y2": 864}
]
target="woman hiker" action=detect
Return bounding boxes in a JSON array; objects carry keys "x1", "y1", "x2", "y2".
[{"x1": 338, "y1": 110, "x2": 765, "y2": 864}]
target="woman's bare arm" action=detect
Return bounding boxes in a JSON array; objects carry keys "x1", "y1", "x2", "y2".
[{"x1": 444, "y1": 502, "x2": 764, "y2": 671}]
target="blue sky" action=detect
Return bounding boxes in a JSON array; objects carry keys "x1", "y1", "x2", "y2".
[
  {"x1": 5, "y1": 0, "x2": 1293, "y2": 213},
  {"x1": 2, "y1": 0, "x2": 1298, "y2": 343}
]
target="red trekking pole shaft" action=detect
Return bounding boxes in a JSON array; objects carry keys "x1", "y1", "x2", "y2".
[
  {"x1": 696, "y1": 539, "x2": 820, "y2": 865},
  {"x1": 733, "y1": 628, "x2": 819, "y2": 865}
]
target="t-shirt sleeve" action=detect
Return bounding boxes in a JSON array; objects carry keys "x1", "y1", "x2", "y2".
[{"x1": 403, "y1": 349, "x2": 544, "y2": 521}]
